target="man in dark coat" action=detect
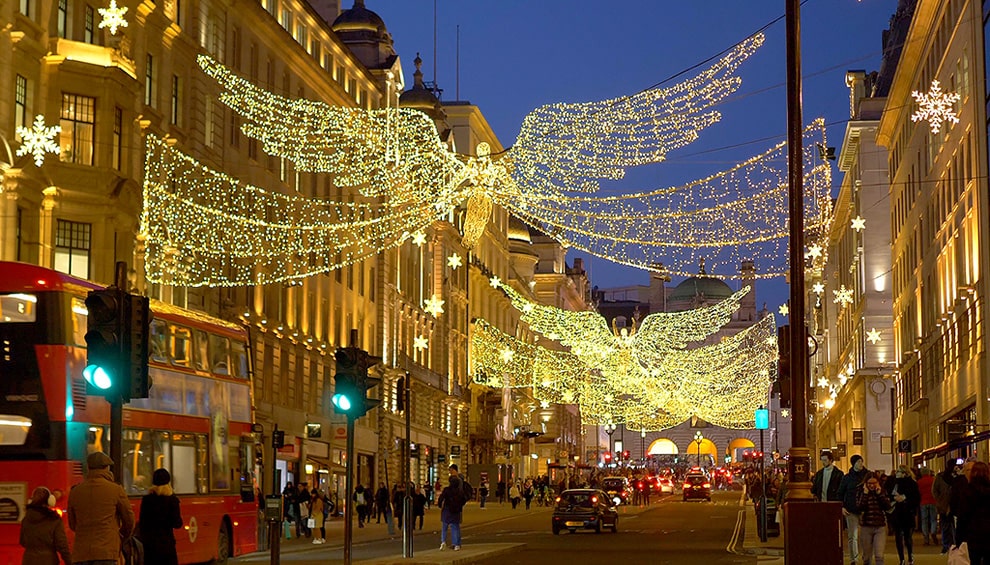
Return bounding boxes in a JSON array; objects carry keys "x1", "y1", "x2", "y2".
[
  {"x1": 375, "y1": 482, "x2": 390, "y2": 524},
  {"x1": 19, "y1": 486, "x2": 71, "y2": 565},
  {"x1": 836, "y1": 454, "x2": 869, "y2": 565},
  {"x1": 67, "y1": 451, "x2": 135, "y2": 564},
  {"x1": 139, "y1": 468, "x2": 184, "y2": 565},
  {"x1": 885, "y1": 465, "x2": 920, "y2": 565},
  {"x1": 811, "y1": 451, "x2": 844, "y2": 502},
  {"x1": 438, "y1": 476, "x2": 466, "y2": 551}
]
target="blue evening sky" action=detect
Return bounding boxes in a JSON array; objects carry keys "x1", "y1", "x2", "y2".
[{"x1": 365, "y1": 0, "x2": 899, "y2": 309}]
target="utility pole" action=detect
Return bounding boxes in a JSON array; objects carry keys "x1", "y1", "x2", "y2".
[{"x1": 403, "y1": 372, "x2": 413, "y2": 557}]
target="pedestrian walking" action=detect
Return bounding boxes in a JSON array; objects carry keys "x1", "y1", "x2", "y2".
[
  {"x1": 67, "y1": 451, "x2": 135, "y2": 565},
  {"x1": 138, "y1": 468, "x2": 183, "y2": 565},
  {"x1": 354, "y1": 484, "x2": 369, "y2": 528},
  {"x1": 375, "y1": 482, "x2": 390, "y2": 524},
  {"x1": 413, "y1": 484, "x2": 427, "y2": 530},
  {"x1": 509, "y1": 482, "x2": 521, "y2": 509},
  {"x1": 310, "y1": 490, "x2": 326, "y2": 544},
  {"x1": 811, "y1": 451, "x2": 844, "y2": 502},
  {"x1": 497, "y1": 480, "x2": 506, "y2": 504},
  {"x1": 857, "y1": 473, "x2": 892, "y2": 565},
  {"x1": 837, "y1": 454, "x2": 870, "y2": 565},
  {"x1": 391, "y1": 483, "x2": 405, "y2": 529},
  {"x1": 523, "y1": 480, "x2": 534, "y2": 510},
  {"x1": 19, "y1": 486, "x2": 71, "y2": 565},
  {"x1": 885, "y1": 465, "x2": 919, "y2": 565},
  {"x1": 934, "y1": 461, "x2": 960, "y2": 553},
  {"x1": 917, "y1": 467, "x2": 938, "y2": 545},
  {"x1": 956, "y1": 461, "x2": 990, "y2": 565},
  {"x1": 437, "y1": 475, "x2": 467, "y2": 551},
  {"x1": 479, "y1": 480, "x2": 489, "y2": 509}
]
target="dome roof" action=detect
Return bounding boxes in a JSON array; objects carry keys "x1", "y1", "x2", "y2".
[
  {"x1": 668, "y1": 276, "x2": 734, "y2": 301},
  {"x1": 399, "y1": 54, "x2": 441, "y2": 111},
  {"x1": 331, "y1": 0, "x2": 387, "y2": 34},
  {"x1": 507, "y1": 216, "x2": 532, "y2": 243}
]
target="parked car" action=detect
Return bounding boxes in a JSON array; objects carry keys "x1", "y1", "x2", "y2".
[{"x1": 551, "y1": 489, "x2": 619, "y2": 534}]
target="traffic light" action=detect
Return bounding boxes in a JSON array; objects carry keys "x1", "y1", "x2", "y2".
[
  {"x1": 124, "y1": 294, "x2": 151, "y2": 400},
  {"x1": 623, "y1": 450, "x2": 630, "y2": 461},
  {"x1": 603, "y1": 452, "x2": 613, "y2": 464},
  {"x1": 775, "y1": 324, "x2": 791, "y2": 408},
  {"x1": 332, "y1": 345, "x2": 382, "y2": 419},
  {"x1": 83, "y1": 288, "x2": 125, "y2": 396}
]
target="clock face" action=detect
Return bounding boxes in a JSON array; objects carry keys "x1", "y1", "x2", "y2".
[{"x1": 869, "y1": 379, "x2": 887, "y2": 395}]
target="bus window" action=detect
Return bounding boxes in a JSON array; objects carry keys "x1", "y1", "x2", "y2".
[
  {"x1": 0, "y1": 415, "x2": 32, "y2": 445},
  {"x1": 171, "y1": 325, "x2": 192, "y2": 367},
  {"x1": 122, "y1": 429, "x2": 154, "y2": 495},
  {"x1": 210, "y1": 334, "x2": 230, "y2": 375},
  {"x1": 231, "y1": 340, "x2": 248, "y2": 379},
  {"x1": 71, "y1": 297, "x2": 87, "y2": 346},
  {"x1": 171, "y1": 432, "x2": 198, "y2": 495},
  {"x1": 150, "y1": 319, "x2": 168, "y2": 363},
  {"x1": 86, "y1": 425, "x2": 107, "y2": 460},
  {"x1": 154, "y1": 431, "x2": 172, "y2": 473},
  {"x1": 0, "y1": 293, "x2": 37, "y2": 323},
  {"x1": 193, "y1": 330, "x2": 210, "y2": 372}
]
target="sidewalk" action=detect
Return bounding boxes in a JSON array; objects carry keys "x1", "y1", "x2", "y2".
[{"x1": 738, "y1": 497, "x2": 951, "y2": 564}]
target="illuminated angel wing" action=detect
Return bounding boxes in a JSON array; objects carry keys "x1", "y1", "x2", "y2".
[
  {"x1": 198, "y1": 55, "x2": 463, "y2": 201},
  {"x1": 632, "y1": 286, "x2": 749, "y2": 360},
  {"x1": 506, "y1": 34, "x2": 763, "y2": 198},
  {"x1": 495, "y1": 280, "x2": 616, "y2": 352}
]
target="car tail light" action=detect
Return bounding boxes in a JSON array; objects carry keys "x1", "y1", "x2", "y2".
[
  {"x1": 591, "y1": 496, "x2": 598, "y2": 503},
  {"x1": 683, "y1": 483, "x2": 691, "y2": 489},
  {"x1": 555, "y1": 496, "x2": 561, "y2": 503}
]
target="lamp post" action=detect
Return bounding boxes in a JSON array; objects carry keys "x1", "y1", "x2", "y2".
[
  {"x1": 641, "y1": 429, "x2": 647, "y2": 463},
  {"x1": 694, "y1": 431, "x2": 704, "y2": 467},
  {"x1": 605, "y1": 424, "x2": 617, "y2": 464}
]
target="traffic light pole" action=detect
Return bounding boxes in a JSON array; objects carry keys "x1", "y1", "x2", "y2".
[
  {"x1": 343, "y1": 415, "x2": 355, "y2": 565},
  {"x1": 403, "y1": 373, "x2": 413, "y2": 558},
  {"x1": 110, "y1": 261, "x2": 127, "y2": 485}
]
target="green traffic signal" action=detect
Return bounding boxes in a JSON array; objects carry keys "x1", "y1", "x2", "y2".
[
  {"x1": 332, "y1": 392, "x2": 353, "y2": 412},
  {"x1": 82, "y1": 364, "x2": 112, "y2": 390},
  {"x1": 84, "y1": 289, "x2": 124, "y2": 396}
]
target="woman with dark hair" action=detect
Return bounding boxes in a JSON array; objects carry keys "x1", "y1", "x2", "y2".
[
  {"x1": 885, "y1": 465, "x2": 920, "y2": 565},
  {"x1": 18, "y1": 486, "x2": 71, "y2": 564},
  {"x1": 957, "y1": 461, "x2": 990, "y2": 565},
  {"x1": 138, "y1": 468, "x2": 184, "y2": 565}
]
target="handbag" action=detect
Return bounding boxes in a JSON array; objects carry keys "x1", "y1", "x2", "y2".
[
  {"x1": 307, "y1": 517, "x2": 316, "y2": 529},
  {"x1": 948, "y1": 542, "x2": 971, "y2": 565}
]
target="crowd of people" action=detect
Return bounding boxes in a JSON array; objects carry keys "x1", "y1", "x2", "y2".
[
  {"x1": 804, "y1": 451, "x2": 990, "y2": 565},
  {"x1": 19, "y1": 451, "x2": 184, "y2": 565}
]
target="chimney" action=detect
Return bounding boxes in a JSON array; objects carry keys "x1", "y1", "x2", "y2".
[{"x1": 845, "y1": 70, "x2": 868, "y2": 120}]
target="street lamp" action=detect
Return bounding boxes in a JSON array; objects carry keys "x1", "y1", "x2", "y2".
[
  {"x1": 641, "y1": 429, "x2": 647, "y2": 462},
  {"x1": 694, "y1": 431, "x2": 704, "y2": 467},
  {"x1": 605, "y1": 423, "x2": 617, "y2": 464}
]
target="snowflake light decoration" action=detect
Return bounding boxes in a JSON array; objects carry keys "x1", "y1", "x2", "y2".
[
  {"x1": 851, "y1": 216, "x2": 866, "y2": 232},
  {"x1": 866, "y1": 328, "x2": 881, "y2": 344},
  {"x1": 16, "y1": 115, "x2": 61, "y2": 167},
  {"x1": 97, "y1": 0, "x2": 129, "y2": 35},
  {"x1": 446, "y1": 253, "x2": 462, "y2": 270},
  {"x1": 805, "y1": 244, "x2": 823, "y2": 260},
  {"x1": 411, "y1": 232, "x2": 427, "y2": 246},
  {"x1": 911, "y1": 80, "x2": 960, "y2": 134},
  {"x1": 413, "y1": 335, "x2": 429, "y2": 351},
  {"x1": 489, "y1": 276, "x2": 501, "y2": 288},
  {"x1": 423, "y1": 295, "x2": 445, "y2": 318},
  {"x1": 812, "y1": 282, "x2": 825, "y2": 295},
  {"x1": 778, "y1": 303, "x2": 789, "y2": 316},
  {"x1": 833, "y1": 285, "x2": 854, "y2": 308},
  {"x1": 817, "y1": 377, "x2": 829, "y2": 389}
]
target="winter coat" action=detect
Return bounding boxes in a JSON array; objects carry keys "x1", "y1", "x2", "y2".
[
  {"x1": 957, "y1": 478, "x2": 990, "y2": 552},
  {"x1": 413, "y1": 493, "x2": 426, "y2": 517},
  {"x1": 884, "y1": 475, "x2": 920, "y2": 529},
  {"x1": 811, "y1": 465, "x2": 844, "y2": 502},
  {"x1": 856, "y1": 488, "x2": 892, "y2": 528},
  {"x1": 509, "y1": 485, "x2": 521, "y2": 499},
  {"x1": 138, "y1": 485, "x2": 183, "y2": 565},
  {"x1": 18, "y1": 504, "x2": 71, "y2": 565},
  {"x1": 67, "y1": 467, "x2": 135, "y2": 563},
  {"x1": 933, "y1": 470, "x2": 954, "y2": 514},
  {"x1": 917, "y1": 474, "x2": 936, "y2": 506},
  {"x1": 310, "y1": 497, "x2": 325, "y2": 529},
  {"x1": 836, "y1": 467, "x2": 870, "y2": 514},
  {"x1": 438, "y1": 478, "x2": 465, "y2": 525}
]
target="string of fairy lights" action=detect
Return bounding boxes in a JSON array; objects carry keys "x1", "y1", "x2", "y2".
[{"x1": 468, "y1": 278, "x2": 776, "y2": 430}]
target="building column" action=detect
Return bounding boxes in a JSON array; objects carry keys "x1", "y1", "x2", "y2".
[
  {"x1": 39, "y1": 186, "x2": 58, "y2": 268},
  {"x1": 0, "y1": 182, "x2": 19, "y2": 261}
]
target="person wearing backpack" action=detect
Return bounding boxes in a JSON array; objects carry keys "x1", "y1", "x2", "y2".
[{"x1": 438, "y1": 475, "x2": 466, "y2": 551}]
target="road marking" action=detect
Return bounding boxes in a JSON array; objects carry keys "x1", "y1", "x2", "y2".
[{"x1": 725, "y1": 510, "x2": 745, "y2": 555}]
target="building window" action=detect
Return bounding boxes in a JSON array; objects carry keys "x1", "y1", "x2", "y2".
[
  {"x1": 247, "y1": 138, "x2": 257, "y2": 160},
  {"x1": 14, "y1": 75, "x2": 27, "y2": 136},
  {"x1": 279, "y1": 7, "x2": 292, "y2": 35},
  {"x1": 205, "y1": 96, "x2": 215, "y2": 148},
  {"x1": 170, "y1": 75, "x2": 180, "y2": 125},
  {"x1": 54, "y1": 220, "x2": 91, "y2": 278},
  {"x1": 230, "y1": 114, "x2": 240, "y2": 147},
  {"x1": 84, "y1": 5, "x2": 94, "y2": 43},
  {"x1": 112, "y1": 107, "x2": 122, "y2": 170},
  {"x1": 295, "y1": 24, "x2": 306, "y2": 49},
  {"x1": 264, "y1": 0, "x2": 275, "y2": 16},
  {"x1": 59, "y1": 93, "x2": 95, "y2": 165},
  {"x1": 57, "y1": 0, "x2": 67, "y2": 37},
  {"x1": 145, "y1": 54, "x2": 156, "y2": 107},
  {"x1": 19, "y1": 0, "x2": 30, "y2": 17}
]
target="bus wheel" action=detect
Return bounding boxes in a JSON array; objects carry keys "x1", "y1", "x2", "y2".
[{"x1": 213, "y1": 521, "x2": 231, "y2": 564}]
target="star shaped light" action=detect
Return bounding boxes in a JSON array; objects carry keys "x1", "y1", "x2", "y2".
[
  {"x1": 817, "y1": 377, "x2": 829, "y2": 389},
  {"x1": 805, "y1": 244, "x2": 823, "y2": 260},
  {"x1": 866, "y1": 328, "x2": 881, "y2": 344},
  {"x1": 812, "y1": 282, "x2": 825, "y2": 295},
  {"x1": 413, "y1": 335, "x2": 429, "y2": 350},
  {"x1": 911, "y1": 79, "x2": 961, "y2": 134},
  {"x1": 16, "y1": 115, "x2": 61, "y2": 167},
  {"x1": 778, "y1": 303, "x2": 789, "y2": 316},
  {"x1": 98, "y1": 0, "x2": 129, "y2": 35},
  {"x1": 561, "y1": 391, "x2": 575, "y2": 404},
  {"x1": 833, "y1": 285, "x2": 854, "y2": 308},
  {"x1": 411, "y1": 231, "x2": 427, "y2": 246},
  {"x1": 539, "y1": 400, "x2": 550, "y2": 409},
  {"x1": 489, "y1": 276, "x2": 501, "y2": 288},
  {"x1": 780, "y1": 408, "x2": 790, "y2": 419},
  {"x1": 851, "y1": 216, "x2": 866, "y2": 232},
  {"x1": 423, "y1": 294, "x2": 445, "y2": 318},
  {"x1": 500, "y1": 348, "x2": 514, "y2": 362},
  {"x1": 446, "y1": 253, "x2": 462, "y2": 270}
]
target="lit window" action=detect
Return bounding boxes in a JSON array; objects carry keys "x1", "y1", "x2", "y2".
[{"x1": 54, "y1": 219, "x2": 91, "y2": 278}]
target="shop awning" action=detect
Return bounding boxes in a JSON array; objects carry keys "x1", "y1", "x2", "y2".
[{"x1": 912, "y1": 429, "x2": 990, "y2": 461}]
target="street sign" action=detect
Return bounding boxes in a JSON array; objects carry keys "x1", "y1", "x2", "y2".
[
  {"x1": 755, "y1": 408, "x2": 770, "y2": 430},
  {"x1": 897, "y1": 439, "x2": 912, "y2": 453}
]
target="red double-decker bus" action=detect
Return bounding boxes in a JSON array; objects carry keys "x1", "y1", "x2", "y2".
[{"x1": 0, "y1": 262, "x2": 259, "y2": 564}]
